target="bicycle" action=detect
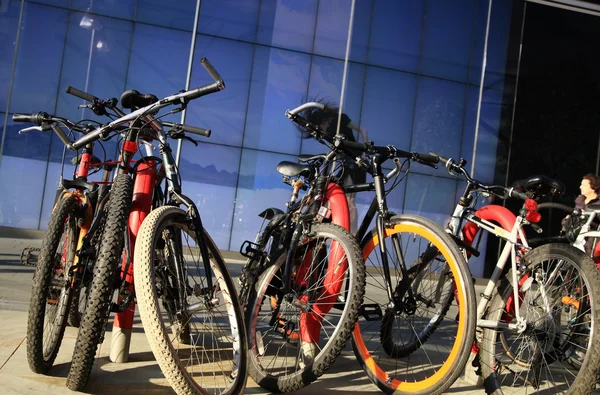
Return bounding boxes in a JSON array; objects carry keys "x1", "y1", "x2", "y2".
[
  {"x1": 239, "y1": 102, "x2": 478, "y2": 395},
  {"x1": 13, "y1": 96, "x2": 122, "y2": 374},
  {"x1": 58, "y1": 58, "x2": 247, "y2": 395},
  {"x1": 431, "y1": 153, "x2": 600, "y2": 394},
  {"x1": 237, "y1": 112, "x2": 367, "y2": 392}
]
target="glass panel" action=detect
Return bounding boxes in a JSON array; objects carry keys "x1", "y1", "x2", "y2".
[
  {"x1": 313, "y1": 0, "x2": 372, "y2": 63},
  {"x1": 70, "y1": 0, "x2": 136, "y2": 21},
  {"x1": 411, "y1": 76, "x2": 465, "y2": 176},
  {"x1": 0, "y1": 0, "x2": 22, "y2": 111},
  {"x1": 136, "y1": 0, "x2": 196, "y2": 31},
  {"x1": 126, "y1": 23, "x2": 191, "y2": 123},
  {"x1": 0, "y1": 155, "x2": 46, "y2": 229},
  {"x1": 404, "y1": 173, "x2": 457, "y2": 227},
  {"x1": 462, "y1": 87, "x2": 502, "y2": 184},
  {"x1": 230, "y1": 149, "x2": 296, "y2": 250},
  {"x1": 301, "y1": 56, "x2": 366, "y2": 155},
  {"x1": 178, "y1": 142, "x2": 240, "y2": 249},
  {"x1": 9, "y1": 3, "x2": 68, "y2": 114},
  {"x1": 53, "y1": 11, "x2": 133, "y2": 163},
  {"x1": 359, "y1": 66, "x2": 416, "y2": 149},
  {"x1": 30, "y1": 0, "x2": 70, "y2": 7},
  {"x1": 257, "y1": 0, "x2": 318, "y2": 53},
  {"x1": 420, "y1": 0, "x2": 475, "y2": 83},
  {"x1": 368, "y1": 0, "x2": 424, "y2": 73},
  {"x1": 185, "y1": 35, "x2": 254, "y2": 147},
  {"x1": 2, "y1": 112, "x2": 52, "y2": 161},
  {"x1": 469, "y1": 0, "x2": 513, "y2": 89},
  {"x1": 244, "y1": 47, "x2": 309, "y2": 154},
  {"x1": 197, "y1": 0, "x2": 260, "y2": 42}
]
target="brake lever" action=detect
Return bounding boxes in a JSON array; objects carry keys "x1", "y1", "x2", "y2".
[
  {"x1": 18, "y1": 126, "x2": 44, "y2": 134},
  {"x1": 167, "y1": 128, "x2": 198, "y2": 146}
]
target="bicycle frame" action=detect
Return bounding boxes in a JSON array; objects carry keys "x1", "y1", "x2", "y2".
[{"x1": 448, "y1": 202, "x2": 532, "y2": 329}]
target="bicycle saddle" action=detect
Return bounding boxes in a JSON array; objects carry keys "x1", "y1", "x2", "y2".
[
  {"x1": 298, "y1": 153, "x2": 327, "y2": 163},
  {"x1": 587, "y1": 203, "x2": 600, "y2": 213},
  {"x1": 120, "y1": 89, "x2": 158, "y2": 110},
  {"x1": 276, "y1": 161, "x2": 311, "y2": 177},
  {"x1": 511, "y1": 175, "x2": 565, "y2": 198}
]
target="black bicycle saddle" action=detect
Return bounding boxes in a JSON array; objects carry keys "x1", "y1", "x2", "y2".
[
  {"x1": 276, "y1": 161, "x2": 311, "y2": 177},
  {"x1": 511, "y1": 175, "x2": 565, "y2": 198},
  {"x1": 120, "y1": 89, "x2": 158, "y2": 110}
]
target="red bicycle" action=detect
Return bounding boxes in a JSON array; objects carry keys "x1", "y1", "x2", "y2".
[
  {"x1": 61, "y1": 59, "x2": 248, "y2": 395},
  {"x1": 13, "y1": 96, "x2": 122, "y2": 375}
]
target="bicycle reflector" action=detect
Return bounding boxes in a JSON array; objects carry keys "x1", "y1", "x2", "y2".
[{"x1": 524, "y1": 198, "x2": 541, "y2": 223}]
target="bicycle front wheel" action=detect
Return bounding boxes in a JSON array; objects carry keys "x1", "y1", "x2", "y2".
[
  {"x1": 134, "y1": 206, "x2": 247, "y2": 395},
  {"x1": 480, "y1": 243, "x2": 600, "y2": 394},
  {"x1": 27, "y1": 195, "x2": 79, "y2": 373},
  {"x1": 67, "y1": 174, "x2": 132, "y2": 391},
  {"x1": 352, "y1": 214, "x2": 476, "y2": 395},
  {"x1": 246, "y1": 222, "x2": 365, "y2": 393}
]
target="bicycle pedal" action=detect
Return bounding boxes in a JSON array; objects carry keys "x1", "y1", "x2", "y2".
[
  {"x1": 240, "y1": 240, "x2": 261, "y2": 259},
  {"x1": 21, "y1": 247, "x2": 40, "y2": 266},
  {"x1": 360, "y1": 304, "x2": 383, "y2": 321}
]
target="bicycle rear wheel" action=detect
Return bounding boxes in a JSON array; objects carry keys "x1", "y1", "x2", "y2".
[
  {"x1": 480, "y1": 243, "x2": 600, "y2": 394},
  {"x1": 352, "y1": 214, "x2": 476, "y2": 395},
  {"x1": 246, "y1": 222, "x2": 365, "y2": 393},
  {"x1": 134, "y1": 206, "x2": 247, "y2": 395},
  {"x1": 26, "y1": 195, "x2": 79, "y2": 373}
]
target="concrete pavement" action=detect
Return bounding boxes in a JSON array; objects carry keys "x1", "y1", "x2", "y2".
[{"x1": 0, "y1": 235, "x2": 492, "y2": 394}]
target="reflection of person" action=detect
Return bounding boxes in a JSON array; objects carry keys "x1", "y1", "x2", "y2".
[
  {"x1": 575, "y1": 173, "x2": 600, "y2": 209},
  {"x1": 561, "y1": 173, "x2": 600, "y2": 246},
  {"x1": 296, "y1": 100, "x2": 368, "y2": 232}
]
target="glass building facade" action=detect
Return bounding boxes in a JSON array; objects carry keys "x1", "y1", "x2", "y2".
[{"x1": 0, "y1": 0, "x2": 515, "y2": 277}]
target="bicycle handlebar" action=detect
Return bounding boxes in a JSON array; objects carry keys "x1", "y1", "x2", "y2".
[
  {"x1": 70, "y1": 58, "x2": 224, "y2": 150},
  {"x1": 429, "y1": 151, "x2": 530, "y2": 202}
]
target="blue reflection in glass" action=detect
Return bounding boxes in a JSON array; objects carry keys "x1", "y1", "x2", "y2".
[
  {"x1": 368, "y1": 0, "x2": 423, "y2": 73},
  {"x1": 136, "y1": 0, "x2": 196, "y2": 31},
  {"x1": 420, "y1": 0, "x2": 475, "y2": 82},
  {"x1": 2, "y1": 113, "x2": 52, "y2": 160},
  {"x1": 244, "y1": 47, "x2": 309, "y2": 154},
  {"x1": 9, "y1": 3, "x2": 68, "y2": 114},
  {"x1": 0, "y1": 0, "x2": 21, "y2": 111},
  {"x1": 185, "y1": 35, "x2": 253, "y2": 147},
  {"x1": 179, "y1": 142, "x2": 241, "y2": 249},
  {"x1": 70, "y1": 0, "x2": 136, "y2": 20},
  {"x1": 486, "y1": 1, "x2": 512, "y2": 90},
  {"x1": 126, "y1": 23, "x2": 190, "y2": 123},
  {"x1": 198, "y1": 0, "x2": 260, "y2": 42},
  {"x1": 0, "y1": 114, "x2": 47, "y2": 228},
  {"x1": 230, "y1": 148, "x2": 296, "y2": 250},
  {"x1": 404, "y1": 173, "x2": 457, "y2": 227},
  {"x1": 53, "y1": 11, "x2": 132, "y2": 162},
  {"x1": 462, "y1": 87, "x2": 501, "y2": 184},
  {"x1": 257, "y1": 0, "x2": 318, "y2": 53},
  {"x1": 359, "y1": 66, "x2": 416, "y2": 149},
  {"x1": 313, "y1": 0, "x2": 372, "y2": 63},
  {"x1": 301, "y1": 56, "x2": 366, "y2": 155},
  {"x1": 411, "y1": 77, "x2": 465, "y2": 176},
  {"x1": 30, "y1": 0, "x2": 70, "y2": 7}
]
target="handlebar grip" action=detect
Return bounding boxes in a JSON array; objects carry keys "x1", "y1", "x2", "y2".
[
  {"x1": 429, "y1": 152, "x2": 452, "y2": 167},
  {"x1": 181, "y1": 124, "x2": 211, "y2": 138},
  {"x1": 12, "y1": 112, "x2": 48, "y2": 125},
  {"x1": 66, "y1": 86, "x2": 97, "y2": 102},
  {"x1": 413, "y1": 152, "x2": 440, "y2": 165},
  {"x1": 200, "y1": 58, "x2": 225, "y2": 88},
  {"x1": 508, "y1": 188, "x2": 529, "y2": 201},
  {"x1": 338, "y1": 139, "x2": 368, "y2": 153}
]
